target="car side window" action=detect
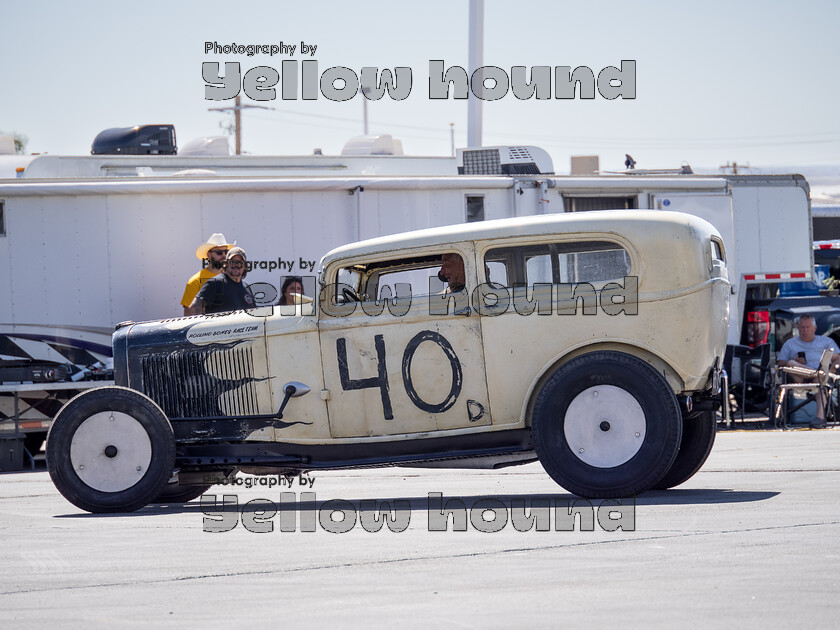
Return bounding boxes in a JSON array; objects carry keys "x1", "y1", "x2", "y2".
[
  {"x1": 485, "y1": 241, "x2": 631, "y2": 287},
  {"x1": 560, "y1": 246, "x2": 631, "y2": 283},
  {"x1": 526, "y1": 253, "x2": 553, "y2": 284},
  {"x1": 336, "y1": 253, "x2": 457, "y2": 300},
  {"x1": 376, "y1": 266, "x2": 439, "y2": 297},
  {"x1": 485, "y1": 260, "x2": 508, "y2": 286}
]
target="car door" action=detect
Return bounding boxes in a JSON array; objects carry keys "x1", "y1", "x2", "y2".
[{"x1": 318, "y1": 245, "x2": 493, "y2": 438}]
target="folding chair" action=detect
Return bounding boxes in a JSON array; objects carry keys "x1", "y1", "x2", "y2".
[
  {"x1": 738, "y1": 344, "x2": 771, "y2": 421},
  {"x1": 772, "y1": 349, "x2": 838, "y2": 429},
  {"x1": 723, "y1": 344, "x2": 772, "y2": 422}
]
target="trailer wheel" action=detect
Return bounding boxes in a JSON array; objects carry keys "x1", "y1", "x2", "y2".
[
  {"x1": 532, "y1": 351, "x2": 682, "y2": 498},
  {"x1": 46, "y1": 387, "x2": 175, "y2": 513},
  {"x1": 653, "y1": 411, "x2": 717, "y2": 489}
]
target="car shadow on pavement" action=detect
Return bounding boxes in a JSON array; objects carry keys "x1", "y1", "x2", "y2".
[{"x1": 52, "y1": 488, "x2": 778, "y2": 518}]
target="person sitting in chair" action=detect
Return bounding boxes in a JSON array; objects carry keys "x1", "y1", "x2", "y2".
[{"x1": 777, "y1": 314, "x2": 840, "y2": 427}]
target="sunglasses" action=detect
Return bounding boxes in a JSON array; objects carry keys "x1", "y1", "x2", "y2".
[
  {"x1": 227, "y1": 261, "x2": 245, "y2": 269},
  {"x1": 208, "y1": 249, "x2": 227, "y2": 256}
]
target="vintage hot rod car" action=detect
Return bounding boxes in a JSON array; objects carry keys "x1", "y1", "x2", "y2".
[{"x1": 46, "y1": 210, "x2": 729, "y2": 512}]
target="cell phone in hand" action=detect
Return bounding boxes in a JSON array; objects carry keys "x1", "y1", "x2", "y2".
[{"x1": 798, "y1": 351, "x2": 806, "y2": 360}]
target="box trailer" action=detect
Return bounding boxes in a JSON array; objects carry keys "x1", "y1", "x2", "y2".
[{"x1": 0, "y1": 146, "x2": 813, "y2": 461}]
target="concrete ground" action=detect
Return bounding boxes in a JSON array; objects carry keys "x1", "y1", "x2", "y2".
[{"x1": 1, "y1": 427, "x2": 839, "y2": 628}]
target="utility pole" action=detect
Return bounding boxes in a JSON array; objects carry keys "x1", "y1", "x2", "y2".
[
  {"x1": 208, "y1": 95, "x2": 274, "y2": 154},
  {"x1": 362, "y1": 87, "x2": 370, "y2": 135},
  {"x1": 721, "y1": 160, "x2": 750, "y2": 175},
  {"x1": 234, "y1": 95, "x2": 242, "y2": 154},
  {"x1": 467, "y1": 0, "x2": 484, "y2": 147}
]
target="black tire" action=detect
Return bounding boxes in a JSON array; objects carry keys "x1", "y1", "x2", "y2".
[
  {"x1": 46, "y1": 387, "x2": 175, "y2": 513},
  {"x1": 653, "y1": 411, "x2": 717, "y2": 489},
  {"x1": 532, "y1": 351, "x2": 683, "y2": 498},
  {"x1": 152, "y1": 483, "x2": 213, "y2": 504}
]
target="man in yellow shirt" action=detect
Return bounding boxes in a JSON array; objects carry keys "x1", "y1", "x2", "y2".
[{"x1": 180, "y1": 233, "x2": 235, "y2": 315}]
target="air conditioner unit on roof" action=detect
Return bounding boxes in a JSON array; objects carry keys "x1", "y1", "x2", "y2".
[
  {"x1": 91, "y1": 125, "x2": 177, "y2": 155},
  {"x1": 457, "y1": 146, "x2": 554, "y2": 175}
]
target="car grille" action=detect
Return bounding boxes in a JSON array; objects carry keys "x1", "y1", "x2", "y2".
[{"x1": 140, "y1": 343, "x2": 260, "y2": 419}]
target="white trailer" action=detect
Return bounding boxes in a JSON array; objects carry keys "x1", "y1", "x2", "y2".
[
  {"x1": 644, "y1": 174, "x2": 813, "y2": 345},
  {"x1": 0, "y1": 146, "x2": 813, "y2": 463}
]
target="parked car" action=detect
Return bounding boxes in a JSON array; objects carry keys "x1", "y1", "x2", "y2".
[{"x1": 46, "y1": 210, "x2": 730, "y2": 512}]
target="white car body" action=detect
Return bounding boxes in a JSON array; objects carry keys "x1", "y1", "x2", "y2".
[{"x1": 48, "y1": 209, "x2": 729, "y2": 512}]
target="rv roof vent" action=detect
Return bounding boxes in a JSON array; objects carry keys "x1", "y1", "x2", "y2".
[
  {"x1": 0, "y1": 135, "x2": 16, "y2": 155},
  {"x1": 91, "y1": 125, "x2": 177, "y2": 155},
  {"x1": 457, "y1": 146, "x2": 554, "y2": 175},
  {"x1": 341, "y1": 134, "x2": 404, "y2": 156},
  {"x1": 180, "y1": 136, "x2": 230, "y2": 156}
]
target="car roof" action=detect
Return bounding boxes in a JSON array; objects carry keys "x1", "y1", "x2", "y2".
[{"x1": 320, "y1": 209, "x2": 718, "y2": 267}]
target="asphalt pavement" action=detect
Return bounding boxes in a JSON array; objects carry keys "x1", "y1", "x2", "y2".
[{"x1": 1, "y1": 427, "x2": 839, "y2": 628}]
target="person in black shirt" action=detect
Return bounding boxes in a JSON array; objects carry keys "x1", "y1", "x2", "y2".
[{"x1": 188, "y1": 246, "x2": 255, "y2": 315}]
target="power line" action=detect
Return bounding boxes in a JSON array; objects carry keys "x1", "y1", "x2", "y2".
[
  {"x1": 482, "y1": 129, "x2": 840, "y2": 149},
  {"x1": 253, "y1": 106, "x2": 840, "y2": 142},
  {"x1": 248, "y1": 110, "x2": 454, "y2": 136},
  {"x1": 242, "y1": 108, "x2": 840, "y2": 153},
  {"x1": 208, "y1": 95, "x2": 275, "y2": 154}
]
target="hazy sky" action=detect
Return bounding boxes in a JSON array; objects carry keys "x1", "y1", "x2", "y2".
[{"x1": 2, "y1": 0, "x2": 838, "y2": 172}]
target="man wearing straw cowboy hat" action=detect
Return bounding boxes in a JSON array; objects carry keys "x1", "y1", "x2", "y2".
[
  {"x1": 188, "y1": 246, "x2": 255, "y2": 315},
  {"x1": 180, "y1": 233, "x2": 235, "y2": 315}
]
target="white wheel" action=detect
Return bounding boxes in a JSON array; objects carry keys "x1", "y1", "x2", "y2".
[
  {"x1": 532, "y1": 351, "x2": 682, "y2": 498},
  {"x1": 69, "y1": 411, "x2": 153, "y2": 493},
  {"x1": 564, "y1": 385, "x2": 647, "y2": 468},
  {"x1": 46, "y1": 387, "x2": 175, "y2": 513}
]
